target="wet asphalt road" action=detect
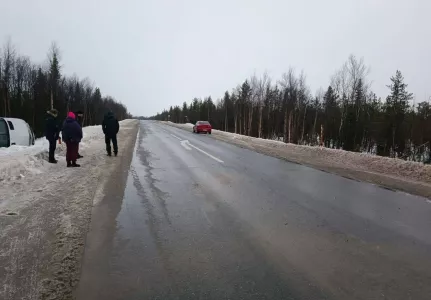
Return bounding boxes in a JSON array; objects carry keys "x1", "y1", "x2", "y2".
[{"x1": 77, "y1": 121, "x2": 431, "y2": 300}]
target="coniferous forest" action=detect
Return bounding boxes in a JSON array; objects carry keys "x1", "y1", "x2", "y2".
[{"x1": 0, "y1": 39, "x2": 130, "y2": 137}]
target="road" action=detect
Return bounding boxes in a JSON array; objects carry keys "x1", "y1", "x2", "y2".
[{"x1": 76, "y1": 121, "x2": 431, "y2": 300}]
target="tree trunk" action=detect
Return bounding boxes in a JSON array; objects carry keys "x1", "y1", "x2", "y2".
[
  {"x1": 287, "y1": 111, "x2": 292, "y2": 143},
  {"x1": 284, "y1": 108, "x2": 288, "y2": 143},
  {"x1": 338, "y1": 116, "x2": 344, "y2": 148},
  {"x1": 301, "y1": 106, "x2": 307, "y2": 143},
  {"x1": 225, "y1": 105, "x2": 228, "y2": 131},
  {"x1": 234, "y1": 107, "x2": 238, "y2": 134},
  {"x1": 312, "y1": 110, "x2": 318, "y2": 144},
  {"x1": 2, "y1": 89, "x2": 6, "y2": 117},
  {"x1": 258, "y1": 106, "x2": 263, "y2": 138},
  {"x1": 248, "y1": 105, "x2": 253, "y2": 136},
  {"x1": 239, "y1": 105, "x2": 242, "y2": 135},
  {"x1": 267, "y1": 105, "x2": 271, "y2": 139},
  {"x1": 7, "y1": 91, "x2": 11, "y2": 117},
  {"x1": 243, "y1": 105, "x2": 246, "y2": 135},
  {"x1": 321, "y1": 124, "x2": 324, "y2": 146}
]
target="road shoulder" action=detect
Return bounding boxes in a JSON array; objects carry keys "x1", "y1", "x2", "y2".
[
  {"x1": 0, "y1": 120, "x2": 139, "y2": 300},
  {"x1": 75, "y1": 122, "x2": 139, "y2": 300}
]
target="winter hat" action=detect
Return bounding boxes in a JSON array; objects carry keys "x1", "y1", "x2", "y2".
[{"x1": 68, "y1": 112, "x2": 76, "y2": 119}]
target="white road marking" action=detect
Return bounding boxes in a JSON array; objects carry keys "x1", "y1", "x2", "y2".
[
  {"x1": 187, "y1": 141, "x2": 224, "y2": 163},
  {"x1": 170, "y1": 134, "x2": 182, "y2": 140},
  {"x1": 180, "y1": 139, "x2": 192, "y2": 150}
]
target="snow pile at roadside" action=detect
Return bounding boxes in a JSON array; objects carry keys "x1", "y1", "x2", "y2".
[
  {"x1": 213, "y1": 129, "x2": 431, "y2": 183},
  {"x1": 0, "y1": 138, "x2": 48, "y2": 157},
  {"x1": 165, "y1": 121, "x2": 431, "y2": 184},
  {"x1": 0, "y1": 138, "x2": 51, "y2": 182},
  {"x1": 0, "y1": 121, "x2": 126, "y2": 183}
]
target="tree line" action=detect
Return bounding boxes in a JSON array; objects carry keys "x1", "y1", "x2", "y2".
[
  {"x1": 152, "y1": 55, "x2": 431, "y2": 162},
  {"x1": 0, "y1": 38, "x2": 130, "y2": 138}
]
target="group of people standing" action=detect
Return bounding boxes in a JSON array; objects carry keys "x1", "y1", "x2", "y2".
[{"x1": 45, "y1": 109, "x2": 120, "y2": 167}]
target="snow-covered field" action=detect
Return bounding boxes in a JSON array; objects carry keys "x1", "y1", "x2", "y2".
[
  {"x1": 164, "y1": 121, "x2": 431, "y2": 198},
  {"x1": 0, "y1": 119, "x2": 139, "y2": 300}
]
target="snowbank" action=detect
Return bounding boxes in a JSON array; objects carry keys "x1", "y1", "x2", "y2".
[
  {"x1": 0, "y1": 122, "x2": 127, "y2": 183},
  {"x1": 164, "y1": 122, "x2": 431, "y2": 187}
]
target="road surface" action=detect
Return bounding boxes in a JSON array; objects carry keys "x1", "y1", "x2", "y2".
[{"x1": 76, "y1": 121, "x2": 431, "y2": 300}]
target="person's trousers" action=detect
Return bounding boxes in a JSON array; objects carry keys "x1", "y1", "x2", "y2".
[
  {"x1": 48, "y1": 138, "x2": 57, "y2": 161},
  {"x1": 65, "y1": 141, "x2": 79, "y2": 163},
  {"x1": 105, "y1": 134, "x2": 118, "y2": 154}
]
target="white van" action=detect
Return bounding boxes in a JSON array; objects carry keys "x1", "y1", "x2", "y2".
[{"x1": 0, "y1": 117, "x2": 36, "y2": 147}]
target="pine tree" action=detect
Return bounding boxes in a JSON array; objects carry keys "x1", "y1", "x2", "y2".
[
  {"x1": 323, "y1": 86, "x2": 339, "y2": 147},
  {"x1": 182, "y1": 102, "x2": 188, "y2": 123},
  {"x1": 385, "y1": 70, "x2": 413, "y2": 156},
  {"x1": 223, "y1": 91, "x2": 230, "y2": 131}
]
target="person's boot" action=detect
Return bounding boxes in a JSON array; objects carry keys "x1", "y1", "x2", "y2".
[
  {"x1": 48, "y1": 152, "x2": 57, "y2": 163},
  {"x1": 107, "y1": 152, "x2": 112, "y2": 157},
  {"x1": 67, "y1": 161, "x2": 72, "y2": 167},
  {"x1": 71, "y1": 162, "x2": 81, "y2": 167},
  {"x1": 114, "y1": 152, "x2": 118, "y2": 157},
  {"x1": 77, "y1": 154, "x2": 83, "y2": 159}
]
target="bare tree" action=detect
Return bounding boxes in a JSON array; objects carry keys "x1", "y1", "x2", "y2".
[
  {"x1": 257, "y1": 72, "x2": 270, "y2": 138},
  {"x1": 248, "y1": 73, "x2": 259, "y2": 136},
  {"x1": 312, "y1": 88, "x2": 324, "y2": 143},
  {"x1": 298, "y1": 71, "x2": 310, "y2": 143},
  {"x1": 279, "y1": 68, "x2": 298, "y2": 143},
  {"x1": 331, "y1": 54, "x2": 370, "y2": 146},
  {"x1": 2, "y1": 38, "x2": 16, "y2": 116}
]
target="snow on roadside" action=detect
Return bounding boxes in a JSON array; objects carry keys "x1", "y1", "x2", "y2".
[
  {"x1": 212, "y1": 129, "x2": 431, "y2": 184},
  {"x1": 0, "y1": 138, "x2": 51, "y2": 183},
  {"x1": 0, "y1": 119, "x2": 139, "y2": 300},
  {"x1": 165, "y1": 121, "x2": 431, "y2": 185},
  {"x1": 0, "y1": 121, "x2": 129, "y2": 184}
]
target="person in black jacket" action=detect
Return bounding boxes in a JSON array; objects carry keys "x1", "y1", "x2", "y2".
[
  {"x1": 102, "y1": 111, "x2": 120, "y2": 156},
  {"x1": 74, "y1": 110, "x2": 84, "y2": 159},
  {"x1": 45, "y1": 109, "x2": 60, "y2": 163},
  {"x1": 62, "y1": 112, "x2": 83, "y2": 167}
]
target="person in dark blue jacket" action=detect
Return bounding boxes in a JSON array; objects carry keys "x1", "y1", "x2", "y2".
[
  {"x1": 102, "y1": 111, "x2": 120, "y2": 156},
  {"x1": 62, "y1": 112, "x2": 83, "y2": 167},
  {"x1": 45, "y1": 109, "x2": 60, "y2": 163}
]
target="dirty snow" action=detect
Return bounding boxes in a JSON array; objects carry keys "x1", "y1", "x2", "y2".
[
  {"x1": 0, "y1": 125, "x2": 108, "y2": 184},
  {"x1": 0, "y1": 119, "x2": 139, "y2": 300},
  {"x1": 164, "y1": 121, "x2": 431, "y2": 196}
]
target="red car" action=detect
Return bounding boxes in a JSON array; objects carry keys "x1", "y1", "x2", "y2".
[{"x1": 193, "y1": 121, "x2": 212, "y2": 134}]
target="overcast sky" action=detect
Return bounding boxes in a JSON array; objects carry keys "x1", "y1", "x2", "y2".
[{"x1": 1, "y1": 0, "x2": 430, "y2": 116}]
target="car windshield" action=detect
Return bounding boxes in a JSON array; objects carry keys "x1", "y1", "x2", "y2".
[{"x1": 198, "y1": 121, "x2": 210, "y2": 125}]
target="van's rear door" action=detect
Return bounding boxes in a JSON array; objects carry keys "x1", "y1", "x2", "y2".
[{"x1": 0, "y1": 118, "x2": 10, "y2": 147}]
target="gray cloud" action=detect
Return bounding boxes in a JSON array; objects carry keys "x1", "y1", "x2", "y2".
[{"x1": 1, "y1": 0, "x2": 430, "y2": 116}]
